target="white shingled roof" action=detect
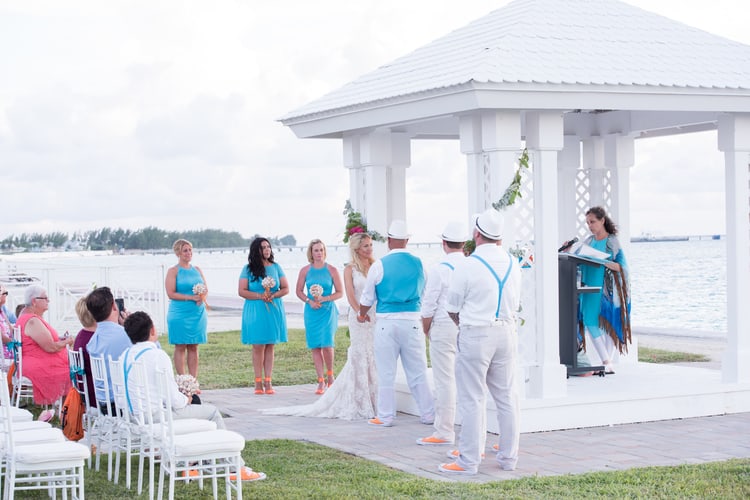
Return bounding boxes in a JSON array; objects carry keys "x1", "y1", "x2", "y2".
[{"x1": 281, "y1": 0, "x2": 750, "y2": 122}]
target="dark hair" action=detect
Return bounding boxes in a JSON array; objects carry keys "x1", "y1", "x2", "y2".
[
  {"x1": 86, "y1": 287, "x2": 114, "y2": 322},
  {"x1": 247, "y1": 237, "x2": 274, "y2": 282},
  {"x1": 445, "y1": 241, "x2": 464, "y2": 250},
  {"x1": 123, "y1": 311, "x2": 153, "y2": 344},
  {"x1": 586, "y1": 206, "x2": 618, "y2": 235}
]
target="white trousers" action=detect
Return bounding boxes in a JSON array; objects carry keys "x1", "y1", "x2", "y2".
[
  {"x1": 174, "y1": 402, "x2": 226, "y2": 429},
  {"x1": 373, "y1": 318, "x2": 434, "y2": 425},
  {"x1": 428, "y1": 320, "x2": 457, "y2": 441},
  {"x1": 455, "y1": 322, "x2": 520, "y2": 472}
]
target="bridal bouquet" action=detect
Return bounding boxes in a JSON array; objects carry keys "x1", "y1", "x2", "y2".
[
  {"x1": 261, "y1": 276, "x2": 277, "y2": 310},
  {"x1": 309, "y1": 284, "x2": 323, "y2": 300},
  {"x1": 175, "y1": 374, "x2": 200, "y2": 398},
  {"x1": 192, "y1": 283, "x2": 209, "y2": 309}
]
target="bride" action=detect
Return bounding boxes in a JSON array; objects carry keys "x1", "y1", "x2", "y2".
[{"x1": 264, "y1": 232, "x2": 378, "y2": 420}]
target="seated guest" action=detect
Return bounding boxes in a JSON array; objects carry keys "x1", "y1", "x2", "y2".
[
  {"x1": 73, "y1": 296, "x2": 97, "y2": 408},
  {"x1": 16, "y1": 284, "x2": 74, "y2": 418},
  {"x1": 1, "y1": 286, "x2": 15, "y2": 370},
  {"x1": 122, "y1": 311, "x2": 265, "y2": 482},
  {"x1": 86, "y1": 287, "x2": 132, "y2": 408}
]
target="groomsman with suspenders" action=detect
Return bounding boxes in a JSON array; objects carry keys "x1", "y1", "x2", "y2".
[
  {"x1": 358, "y1": 220, "x2": 434, "y2": 428},
  {"x1": 439, "y1": 208, "x2": 522, "y2": 475}
]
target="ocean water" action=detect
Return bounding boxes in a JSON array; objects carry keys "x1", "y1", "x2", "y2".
[{"x1": 0, "y1": 239, "x2": 727, "y2": 334}]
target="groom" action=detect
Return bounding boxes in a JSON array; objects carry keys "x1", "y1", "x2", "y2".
[{"x1": 358, "y1": 220, "x2": 434, "y2": 427}]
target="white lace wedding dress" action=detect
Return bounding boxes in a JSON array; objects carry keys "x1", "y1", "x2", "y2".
[{"x1": 264, "y1": 268, "x2": 378, "y2": 420}]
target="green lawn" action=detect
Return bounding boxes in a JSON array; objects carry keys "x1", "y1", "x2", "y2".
[{"x1": 13, "y1": 328, "x2": 747, "y2": 498}]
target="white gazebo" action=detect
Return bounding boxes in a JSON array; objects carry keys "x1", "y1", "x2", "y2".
[{"x1": 280, "y1": 0, "x2": 750, "y2": 430}]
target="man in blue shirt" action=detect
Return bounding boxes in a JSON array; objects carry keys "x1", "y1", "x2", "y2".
[
  {"x1": 358, "y1": 220, "x2": 434, "y2": 428},
  {"x1": 86, "y1": 287, "x2": 132, "y2": 407}
]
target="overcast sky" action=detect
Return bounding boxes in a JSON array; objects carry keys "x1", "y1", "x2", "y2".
[{"x1": 1, "y1": 0, "x2": 747, "y2": 245}]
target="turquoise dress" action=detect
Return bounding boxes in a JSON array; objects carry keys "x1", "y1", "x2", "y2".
[
  {"x1": 167, "y1": 265, "x2": 208, "y2": 345},
  {"x1": 579, "y1": 237, "x2": 611, "y2": 339},
  {"x1": 303, "y1": 264, "x2": 339, "y2": 349},
  {"x1": 240, "y1": 263, "x2": 288, "y2": 345}
]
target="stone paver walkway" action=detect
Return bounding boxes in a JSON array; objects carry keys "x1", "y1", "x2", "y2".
[{"x1": 202, "y1": 385, "x2": 750, "y2": 483}]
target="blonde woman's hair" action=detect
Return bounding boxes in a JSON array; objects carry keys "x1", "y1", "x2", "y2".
[
  {"x1": 306, "y1": 239, "x2": 327, "y2": 263},
  {"x1": 348, "y1": 233, "x2": 374, "y2": 276},
  {"x1": 172, "y1": 238, "x2": 192, "y2": 256},
  {"x1": 75, "y1": 296, "x2": 96, "y2": 330}
]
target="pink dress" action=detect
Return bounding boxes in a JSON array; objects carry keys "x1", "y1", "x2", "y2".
[{"x1": 16, "y1": 313, "x2": 71, "y2": 405}]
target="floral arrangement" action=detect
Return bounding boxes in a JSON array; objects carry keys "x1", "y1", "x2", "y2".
[
  {"x1": 309, "y1": 284, "x2": 323, "y2": 299},
  {"x1": 261, "y1": 276, "x2": 276, "y2": 292},
  {"x1": 175, "y1": 374, "x2": 200, "y2": 398},
  {"x1": 192, "y1": 283, "x2": 209, "y2": 309},
  {"x1": 261, "y1": 276, "x2": 277, "y2": 311},
  {"x1": 492, "y1": 149, "x2": 530, "y2": 211},
  {"x1": 342, "y1": 200, "x2": 385, "y2": 243}
]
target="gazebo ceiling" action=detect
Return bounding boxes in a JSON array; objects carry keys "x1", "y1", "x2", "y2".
[{"x1": 280, "y1": 0, "x2": 750, "y2": 140}]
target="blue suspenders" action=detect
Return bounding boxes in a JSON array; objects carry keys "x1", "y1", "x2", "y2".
[
  {"x1": 440, "y1": 262, "x2": 455, "y2": 271},
  {"x1": 470, "y1": 253, "x2": 513, "y2": 320},
  {"x1": 122, "y1": 347, "x2": 154, "y2": 414}
]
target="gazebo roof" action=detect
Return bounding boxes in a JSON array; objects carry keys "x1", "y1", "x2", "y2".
[{"x1": 281, "y1": 0, "x2": 750, "y2": 139}]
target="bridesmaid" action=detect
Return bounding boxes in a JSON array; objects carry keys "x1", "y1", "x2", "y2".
[
  {"x1": 296, "y1": 239, "x2": 343, "y2": 395},
  {"x1": 165, "y1": 238, "x2": 208, "y2": 379},
  {"x1": 239, "y1": 237, "x2": 289, "y2": 395}
]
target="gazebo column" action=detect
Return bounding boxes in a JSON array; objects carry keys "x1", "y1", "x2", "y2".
[
  {"x1": 718, "y1": 113, "x2": 750, "y2": 384},
  {"x1": 460, "y1": 112, "x2": 521, "y2": 223},
  {"x1": 344, "y1": 135, "x2": 365, "y2": 212},
  {"x1": 357, "y1": 130, "x2": 412, "y2": 235},
  {"x1": 604, "y1": 134, "x2": 635, "y2": 245},
  {"x1": 558, "y1": 135, "x2": 581, "y2": 239},
  {"x1": 525, "y1": 111, "x2": 568, "y2": 399},
  {"x1": 582, "y1": 137, "x2": 607, "y2": 208},
  {"x1": 460, "y1": 114, "x2": 488, "y2": 220}
]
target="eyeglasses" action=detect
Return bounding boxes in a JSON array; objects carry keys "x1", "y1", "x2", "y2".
[
  {"x1": 0, "y1": 292, "x2": 7, "y2": 296},
  {"x1": 35, "y1": 296, "x2": 49, "y2": 301}
]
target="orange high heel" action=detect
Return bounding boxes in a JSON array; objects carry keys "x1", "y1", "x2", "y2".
[
  {"x1": 315, "y1": 377, "x2": 325, "y2": 395},
  {"x1": 326, "y1": 370, "x2": 335, "y2": 387},
  {"x1": 264, "y1": 377, "x2": 275, "y2": 395},
  {"x1": 254, "y1": 377, "x2": 264, "y2": 395}
]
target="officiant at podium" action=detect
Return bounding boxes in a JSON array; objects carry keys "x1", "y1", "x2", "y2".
[{"x1": 577, "y1": 206, "x2": 631, "y2": 373}]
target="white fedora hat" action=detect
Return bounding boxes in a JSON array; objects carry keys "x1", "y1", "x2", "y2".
[
  {"x1": 440, "y1": 221, "x2": 467, "y2": 243},
  {"x1": 387, "y1": 220, "x2": 411, "y2": 239},
  {"x1": 474, "y1": 209, "x2": 504, "y2": 240}
]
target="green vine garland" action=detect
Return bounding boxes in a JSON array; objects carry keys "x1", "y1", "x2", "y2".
[
  {"x1": 342, "y1": 200, "x2": 385, "y2": 243},
  {"x1": 492, "y1": 148, "x2": 530, "y2": 211}
]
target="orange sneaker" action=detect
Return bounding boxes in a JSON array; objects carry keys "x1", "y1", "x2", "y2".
[
  {"x1": 367, "y1": 417, "x2": 393, "y2": 427},
  {"x1": 446, "y1": 449, "x2": 484, "y2": 459},
  {"x1": 438, "y1": 462, "x2": 476, "y2": 475},
  {"x1": 230, "y1": 466, "x2": 266, "y2": 482},
  {"x1": 182, "y1": 469, "x2": 199, "y2": 478},
  {"x1": 416, "y1": 436, "x2": 453, "y2": 445}
]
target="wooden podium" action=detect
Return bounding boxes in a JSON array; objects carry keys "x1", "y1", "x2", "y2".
[{"x1": 558, "y1": 253, "x2": 605, "y2": 377}]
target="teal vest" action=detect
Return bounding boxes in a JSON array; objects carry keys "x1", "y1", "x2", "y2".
[{"x1": 375, "y1": 253, "x2": 424, "y2": 313}]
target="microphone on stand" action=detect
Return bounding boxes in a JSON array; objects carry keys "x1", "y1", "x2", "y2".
[{"x1": 558, "y1": 236, "x2": 579, "y2": 252}]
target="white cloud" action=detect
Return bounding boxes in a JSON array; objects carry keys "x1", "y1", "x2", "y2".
[{"x1": 0, "y1": 0, "x2": 747, "y2": 244}]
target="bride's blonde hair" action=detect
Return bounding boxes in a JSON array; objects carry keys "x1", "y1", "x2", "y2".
[{"x1": 348, "y1": 233, "x2": 374, "y2": 276}]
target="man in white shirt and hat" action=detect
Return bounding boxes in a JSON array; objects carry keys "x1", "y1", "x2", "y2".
[
  {"x1": 416, "y1": 221, "x2": 467, "y2": 446},
  {"x1": 358, "y1": 219, "x2": 434, "y2": 427},
  {"x1": 439, "y1": 208, "x2": 522, "y2": 475}
]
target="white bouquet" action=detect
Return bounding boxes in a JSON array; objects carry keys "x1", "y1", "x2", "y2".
[
  {"x1": 191, "y1": 283, "x2": 209, "y2": 309},
  {"x1": 175, "y1": 374, "x2": 200, "y2": 398},
  {"x1": 261, "y1": 276, "x2": 276, "y2": 292},
  {"x1": 309, "y1": 284, "x2": 323, "y2": 299}
]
